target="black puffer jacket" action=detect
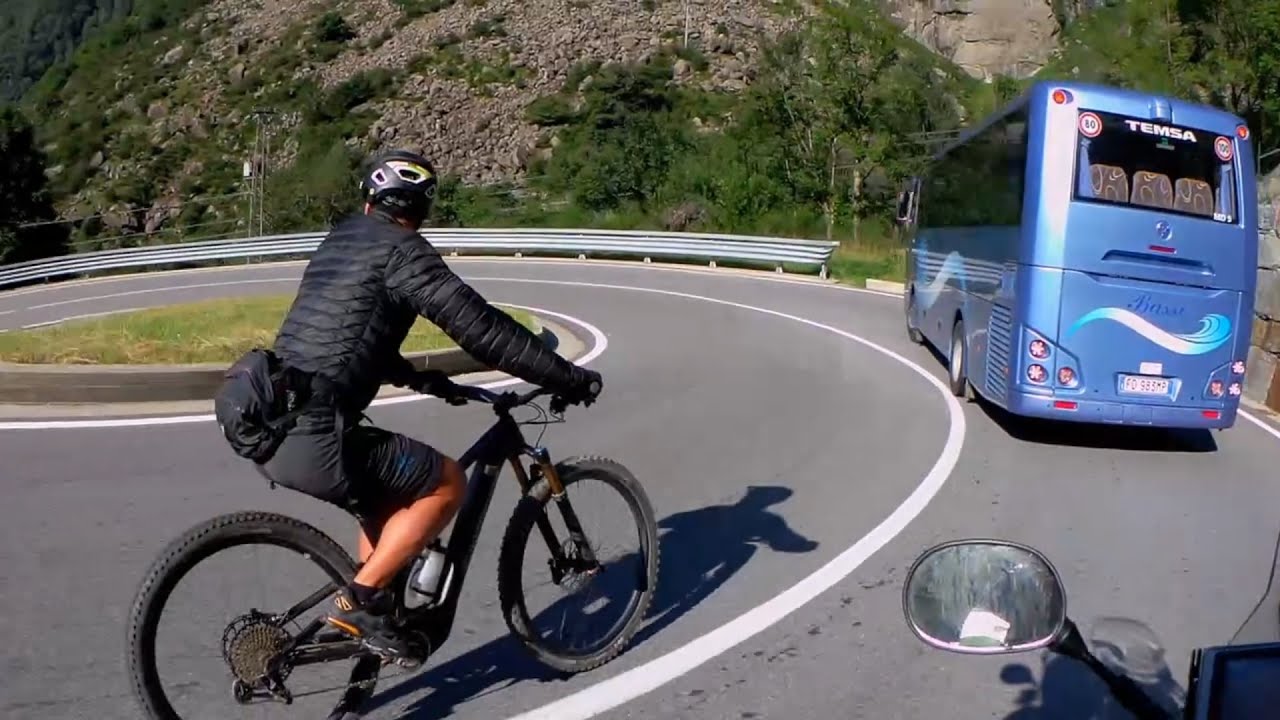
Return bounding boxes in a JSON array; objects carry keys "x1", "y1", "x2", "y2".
[{"x1": 273, "y1": 211, "x2": 587, "y2": 416}]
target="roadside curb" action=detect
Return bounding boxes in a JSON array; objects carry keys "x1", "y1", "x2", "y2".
[
  {"x1": 0, "y1": 316, "x2": 553, "y2": 406},
  {"x1": 865, "y1": 278, "x2": 905, "y2": 294}
]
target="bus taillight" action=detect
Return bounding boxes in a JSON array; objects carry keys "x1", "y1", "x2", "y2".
[
  {"x1": 1232, "y1": 360, "x2": 1246, "y2": 375},
  {"x1": 1203, "y1": 410, "x2": 1221, "y2": 420},
  {"x1": 1052, "y1": 89, "x2": 1072, "y2": 105},
  {"x1": 1209, "y1": 380, "x2": 1224, "y2": 398},
  {"x1": 1028, "y1": 364, "x2": 1047, "y2": 384},
  {"x1": 1029, "y1": 339, "x2": 1050, "y2": 359},
  {"x1": 1054, "y1": 400, "x2": 1078, "y2": 411},
  {"x1": 1057, "y1": 367, "x2": 1077, "y2": 387},
  {"x1": 1237, "y1": 125, "x2": 1250, "y2": 140}
]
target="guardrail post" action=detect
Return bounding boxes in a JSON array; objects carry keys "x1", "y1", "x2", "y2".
[
  {"x1": 775, "y1": 264, "x2": 784, "y2": 274},
  {"x1": 709, "y1": 259, "x2": 717, "y2": 268},
  {"x1": 820, "y1": 263, "x2": 829, "y2": 280}
]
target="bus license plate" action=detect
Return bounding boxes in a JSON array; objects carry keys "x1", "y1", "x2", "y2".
[{"x1": 1120, "y1": 375, "x2": 1170, "y2": 395}]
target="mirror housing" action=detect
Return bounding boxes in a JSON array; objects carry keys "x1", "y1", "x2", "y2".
[
  {"x1": 902, "y1": 539, "x2": 1068, "y2": 654},
  {"x1": 895, "y1": 189, "x2": 913, "y2": 225},
  {"x1": 895, "y1": 177, "x2": 920, "y2": 225}
]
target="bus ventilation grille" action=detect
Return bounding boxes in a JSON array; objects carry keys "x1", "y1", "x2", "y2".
[{"x1": 986, "y1": 304, "x2": 1013, "y2": 398}]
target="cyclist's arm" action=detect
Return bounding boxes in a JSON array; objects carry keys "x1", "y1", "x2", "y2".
[
  {"x1": 381, "y1": 348, "x2": 417, "y2": 387},
  {"x1": 384, "y1": 235, "x2": 582, "y2": 391}
]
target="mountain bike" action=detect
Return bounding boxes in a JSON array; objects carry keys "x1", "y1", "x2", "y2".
[{"x1": 125, "y1": 382, "x2": 660, "y2": 719}]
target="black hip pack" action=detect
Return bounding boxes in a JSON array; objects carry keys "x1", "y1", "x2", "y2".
[{"x1": 213, "y1": 348, "x2": 328, "y2": 464}]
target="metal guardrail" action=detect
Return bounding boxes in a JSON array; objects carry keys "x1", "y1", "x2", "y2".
[{"x1": 0, "y1": 228, "x2": 839, "y2": 289}]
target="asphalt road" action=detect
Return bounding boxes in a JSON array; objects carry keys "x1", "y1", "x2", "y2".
[{"x1": 2, "y1": 258, "x2": 1279, "y2": 720}]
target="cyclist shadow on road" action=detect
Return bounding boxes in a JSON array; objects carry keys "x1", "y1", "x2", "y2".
[
  {"x1": 365, "y1": 484, "x2": 818, "y2": 719},
  {"x1": 998, "y1": 617, "x2": 1185, "y2": 719}
]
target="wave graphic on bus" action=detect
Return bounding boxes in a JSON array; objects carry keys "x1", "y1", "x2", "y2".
[
  {"x1": 915, "y1": 251, "x2": 1001, "y2": 311},
  {"x1": 1065, "y1": 308, "x2": 1232, "y2": 355}
]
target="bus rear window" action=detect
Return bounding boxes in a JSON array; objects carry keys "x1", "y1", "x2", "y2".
[{"x1": 1072, "y1": 109, "x2": 1238, "y2": 224}]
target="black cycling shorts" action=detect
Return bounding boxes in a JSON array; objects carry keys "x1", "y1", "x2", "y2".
[{"x1": 259, "y1": 409, "x2": 445, "y2": 529}]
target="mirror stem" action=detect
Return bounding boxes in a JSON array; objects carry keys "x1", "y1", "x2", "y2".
[{"x1": 1052, "y1": 619, "x2": 1172, "y2": 720}]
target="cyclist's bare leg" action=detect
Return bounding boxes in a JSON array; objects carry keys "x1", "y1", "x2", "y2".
[{"x1": 352, "y1": 456, "x2": 465, "y2": 589}]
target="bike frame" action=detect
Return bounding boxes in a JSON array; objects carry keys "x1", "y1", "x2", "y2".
[{"x1": 267, "y1": 387, "x2": 596, "y2": 672}]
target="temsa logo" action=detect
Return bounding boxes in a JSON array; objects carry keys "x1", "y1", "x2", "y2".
[{"x1": 1123, "y1": 119, "x2": 1197, "y2": 142}]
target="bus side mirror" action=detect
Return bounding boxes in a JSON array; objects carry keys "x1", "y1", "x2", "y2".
[{"x1": 896, "y1": 190, "x2": 914, "y2": 225}]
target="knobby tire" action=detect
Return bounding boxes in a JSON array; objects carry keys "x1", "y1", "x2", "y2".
[
  {"x1": 125, "y1": 511, "x2": 369, "y2": 720},
  {"x1": 497, "y1": 456, "x2": 660, "y2": 673}
]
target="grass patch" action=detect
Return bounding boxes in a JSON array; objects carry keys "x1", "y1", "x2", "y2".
[
  {"x1": 0, "y1": 295, "x2": 536, "y2": 365},
  {"x1": 828, "y1": 243, "x2": 906, "y2": 286}
]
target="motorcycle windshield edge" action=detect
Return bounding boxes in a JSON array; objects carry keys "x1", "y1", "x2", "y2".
[{"x1": 1229, "y1": 528, "x2": 1280, "y2": 645}]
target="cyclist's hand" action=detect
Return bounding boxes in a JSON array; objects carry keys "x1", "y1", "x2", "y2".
[
  {"x1": 562, "y1": 368, "x2": 602, "y2": 407},
  {"x1": 411, "y1": 369, "x2": 468, "y2": 405}
]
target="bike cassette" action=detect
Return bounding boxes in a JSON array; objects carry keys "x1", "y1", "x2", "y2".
[{"x1": 222, "y1": 610, "x2": 295, "y2": 703}]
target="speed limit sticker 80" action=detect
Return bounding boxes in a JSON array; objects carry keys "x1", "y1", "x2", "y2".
[{"x1": 1078, "y1": 112, "x2": 1103, "y2": 138}]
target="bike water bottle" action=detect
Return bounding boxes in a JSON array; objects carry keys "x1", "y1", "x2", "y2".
[{"x1": 404, "y1": 540, "x2": 449, "y2": 609}]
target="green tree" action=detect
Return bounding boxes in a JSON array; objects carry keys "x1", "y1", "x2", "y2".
[
  {"x1": 1041, "y1": 0, "x2": 1196, "y2": 96},
  {"x1": 1178, "y1": 0, "x2": 1280, "y2": 170},
  {"x1": 263, "y1": 140, "x2": 362, "y2": 233},
  {"x1": 538, "y1": 59, "x2": 693, "y2": 212},
  {"x1": 0, "y1": 105, "x2": 69, "y2": 264},
  {"x1": 740, "y1": 0, "x2": 959, "y2": 240}
]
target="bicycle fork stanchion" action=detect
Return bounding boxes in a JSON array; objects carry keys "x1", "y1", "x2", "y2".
[
  {"x1": 511, "y1": 454, "x2": 579, "y2": 585},
  {"x1": 533, "y1": 448, "x2": 601, "y2": 570}
]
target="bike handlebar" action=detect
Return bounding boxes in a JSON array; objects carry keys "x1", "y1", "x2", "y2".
[{"x1": 450, "y1": 383, "x2": 579, "y2": 414}]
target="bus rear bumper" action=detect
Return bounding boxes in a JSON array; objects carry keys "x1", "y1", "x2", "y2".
[{"x1": 1004, "y1": 392, "x2": 1237, "y2": 429}]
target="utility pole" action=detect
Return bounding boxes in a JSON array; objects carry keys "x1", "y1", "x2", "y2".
[
  {"x1": 245, "y1": 109, "x2": 275, "y2": 237},
  {"x1": 683, "y1": 0, "x2": 690, "y2": 48}
]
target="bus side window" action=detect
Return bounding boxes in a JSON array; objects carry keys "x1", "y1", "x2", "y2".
[{"x1": 1217, "y1": 163, "x2": 1236, "y2": 221}]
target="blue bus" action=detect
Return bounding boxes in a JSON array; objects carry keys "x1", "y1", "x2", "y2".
[{"x1": 897, "y1": 81, "x2": 1258, "y2": 429}]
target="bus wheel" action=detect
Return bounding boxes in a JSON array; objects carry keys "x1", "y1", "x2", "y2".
[
  {"x1": 905, "y1": 291, "x2": 924, "y2": 344},
  {"x1": 949, "y1": 320, "x2": 972, "y2": 398}
]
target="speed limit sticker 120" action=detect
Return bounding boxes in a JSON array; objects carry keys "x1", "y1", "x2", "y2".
[{"x1": 1078, "y1": 112, "x2": 1103, "y2": 138}]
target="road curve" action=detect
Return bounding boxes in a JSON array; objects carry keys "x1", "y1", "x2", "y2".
[{"x1": 1, "y1": 259, "x2": 1279, "y2": 720}]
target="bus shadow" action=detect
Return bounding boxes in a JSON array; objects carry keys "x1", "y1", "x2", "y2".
[
  {"x1": 919, "y1": 343, "x2": 1216, "y2": 452},
  {"x1": 977, "y1": 395, "x2": 1218, "y2": 453}
]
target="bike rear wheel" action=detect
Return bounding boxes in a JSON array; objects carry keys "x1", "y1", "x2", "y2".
[
  {"x1": 497, "y1": 455, "x2": 660, "y2": 673},
  {"x1": 126, "y1": 511, "x2": 379, "y2": 719}
]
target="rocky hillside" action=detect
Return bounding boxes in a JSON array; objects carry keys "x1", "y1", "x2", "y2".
[{"x1": 23, "y1": 0, "x2": 1090, "y2": 234}]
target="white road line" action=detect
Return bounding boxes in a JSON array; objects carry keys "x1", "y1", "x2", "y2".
[
  {"x1": 461, "y1": 280, "x2": 964, "y2": 720},
  {"x1": 1242, "y1": 410, "x2": 1280, "y2": 442},
  {"x1": 0, "y1": 275, "x2": 962, "y2": 719},
  {"x1": 26, "y1": 278, "x2": 298, "y2": 310},
  {"x1": 0, "y1": 304, "x2": 605, "y2": 430},
  {"x1": 21, "y1": 307, "x2": 145, "y2": 329}
]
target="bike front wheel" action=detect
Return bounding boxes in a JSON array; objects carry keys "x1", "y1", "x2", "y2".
[
  {"x1": 497, "y1": 455, "x2": 660, "y2": 674},
  {"x1": 125, "y1": 511, "x2": 379, "y2": 719}
]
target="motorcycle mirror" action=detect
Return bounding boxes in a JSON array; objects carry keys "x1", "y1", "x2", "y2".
[{"x1": 902, "y1": 539, "x2": 1069, "y2": 654}]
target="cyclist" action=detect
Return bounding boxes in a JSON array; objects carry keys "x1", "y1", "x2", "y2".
[{"x1": 259, "y1": 149, "x2": 602, "y2": 659}]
